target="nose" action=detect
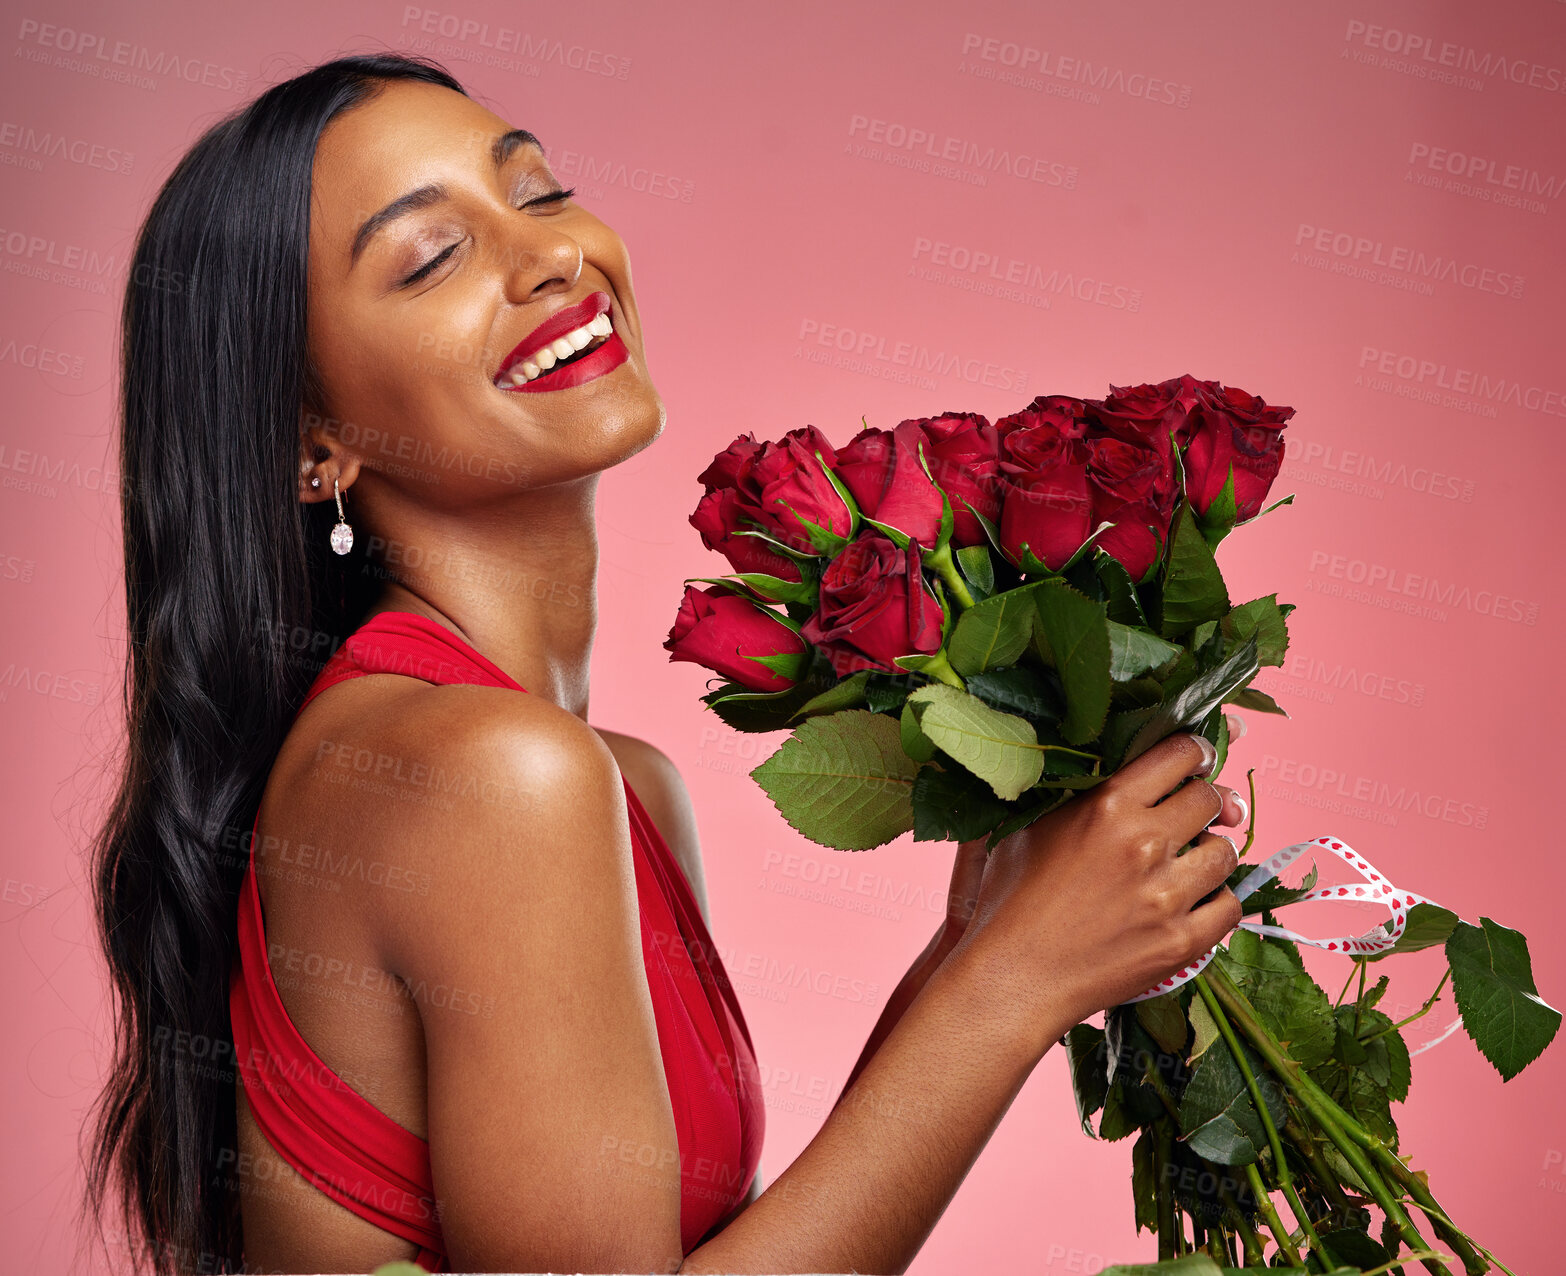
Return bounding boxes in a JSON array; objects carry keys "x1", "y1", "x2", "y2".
[{"x1": 500, "y1": 225, "x2": 583, "y2": 305}]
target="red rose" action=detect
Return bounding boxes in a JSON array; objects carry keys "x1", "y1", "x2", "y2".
[
  {"x1": 689, "y1": 487, "x2": 804, "y2": 582},
  {"x1": 834, "y1": 420, "x2": 944, "y2": 547},
  {"x1": 1094, "y1": 374, "x2": 1221, "y2": 451},
  {"x1": 664, "y1": 585, "x2": 808, "y2": 692},
  {"x1": 1086, "y1": 433, "x2": 1179, "y2": 580},
  {"x1": 995, "y1": 396, "x2": 1095, "y2": 570},
  {"x1": 799, "y1": 530, "x2": 944, "y2": 676},
  {"x1": 737, "y1": 425, "x2": 853, "y2": 555},
  {"x1": 696, "y1": 432, "x2": 765, "y2": 491},
  {"x1": 911, "y1": 412, "x2": 1001, "y2": 548},
  {"x1": 1184, "y1": 385, "x2": 1293, "y2": 519}
]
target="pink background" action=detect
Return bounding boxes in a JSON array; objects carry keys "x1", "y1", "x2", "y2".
[{"x1": 3, "y1": 0, "x2": 1563, "y2": 1271}]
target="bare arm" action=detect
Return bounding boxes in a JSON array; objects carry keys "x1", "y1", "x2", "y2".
[{"x1": 378, "y1": 700, "x2": 1242, "y2": 1274}]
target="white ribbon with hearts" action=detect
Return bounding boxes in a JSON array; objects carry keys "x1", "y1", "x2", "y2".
[{"x1": 1123, "y1": 834, "x2": 1441, "y2": 1004}]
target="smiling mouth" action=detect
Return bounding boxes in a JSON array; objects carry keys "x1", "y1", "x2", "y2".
[{"x1": 494, "y1": 310, "x2": 615, "y2": 389}]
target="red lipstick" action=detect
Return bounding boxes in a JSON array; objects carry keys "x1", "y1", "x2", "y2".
[{"x1": 494, "y1": 290, "x2": 612, "y2": 383}]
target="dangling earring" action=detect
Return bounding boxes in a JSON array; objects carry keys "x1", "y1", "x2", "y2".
[{"x1": 330, "y1": 477, "x2": 354, "y2": 555}]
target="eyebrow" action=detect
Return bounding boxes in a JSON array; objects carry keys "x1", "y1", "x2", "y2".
[{"x1": 348, "y1": 128, "x2": 545, "y2": 265}]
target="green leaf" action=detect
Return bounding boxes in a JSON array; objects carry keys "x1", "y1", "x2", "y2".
[
  {"x1": 1225, "y1": 686, "x2": 1288, "y2": 716},
  {"x1": 906, "y1": 685, "x2": 1044, "y2": 800},
  {"x1": 1217, "y1": 930, "x2": 1336, "y2": 1069},
  {"x1": 1365, "y1": 900, "x2": 1460, "y2": 961},
  {"x1": 1236, "y1": 859, "x2": 1318, "y2": 917},
  {"x1": 955, "y1": 543, "x2": 995, "y2": 597},
  {"x1": 1120, "y1": 638, "x2": 1261, "y2": 769},
  {"x1": 1107, "y1": 621, "x2": 1184, "y2": 681},
  {"x1": 1189, "y1": 994, "x2": 1221, "y2": 1060},
  {"x1": 962, "y1": 666, "x2": 1064, "y2": 724},
  {"x1": 1130, "y1": 1129, "x2": 1157, "y2": 1234},
  {"x1": 1064, "y1": 1023, "x2": 1109, "y2": 1137},
  {"x1": 702, "y1": 678, "x2": 834, "y2": 733},
  {"x1": 1159, "y1": 499, "x2": 1231, "y2": 638},
  {"x1": 899, "y1": 700, "x2": 938, "y2": 763},
  {"x1": 1094, "y1": 549, "x2": 1147, "y2": 626},
  {"x1": 1315, "y1": 1226, "x2": 1390, "y2": 1268},
  {"x1": 1220, "y1": 594, "x2": 1291, "y2": 668},
  {"x1": 1447, "y1": 917, "x2": 1563, "y2": 1081},
  {"x1": 909, "y1": 763, "x2": 1013, "y2": 843},
  {"x1": 1134, "y1": 992, "x2": 1188, "y2": 1055},
  {"x1": 685, "y1": 571, "x2": 817, "y2": 605},
  {"x1": 749, "y1": 710, "x2": 917, "y2": 850},
  {"x1": 1098, "y1": 1257, "x2": 1225, "y2": 1276},
  {"x1": 946, "y1": 580, "x2": 1047, "y2": 675},
  {"x1": 1177, "y1": 1033, "x2": 1286, "y2": 1166},
  {"x1": 1032, "y1": 580, "x2": 1113, "y2": 745},
  {"x1": 787, "y1": 670, "x2": 871, "y2": 722}
]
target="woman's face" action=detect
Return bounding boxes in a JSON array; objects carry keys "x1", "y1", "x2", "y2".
[{"x1": 304, "y1": 79, "x2": 664, "y2": 509}]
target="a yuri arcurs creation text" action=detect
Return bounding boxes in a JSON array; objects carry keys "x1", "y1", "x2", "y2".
[{"x1": 665, "y1": 375, "x2": 1558, "y2": 1271}]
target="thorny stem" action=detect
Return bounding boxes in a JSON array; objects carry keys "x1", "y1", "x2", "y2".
[
  {"x1": 1203, "y1": 963, "x2": 1456, "y2": 1276},
  {"x1": 1361, "y1": 968, "x2": 1453, "y2": 1045},
  {"x1": 1242, "y1": 1161, "x2": 1306, "y2": 1267},
  {"x1": 1193, "y1": 975, "x2": 1329, "y2": 1264}
]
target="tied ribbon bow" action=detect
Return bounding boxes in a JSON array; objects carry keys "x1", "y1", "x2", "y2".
[{"x1": 1123, "y1": 835, "x2": 1440, "y2": 1005}]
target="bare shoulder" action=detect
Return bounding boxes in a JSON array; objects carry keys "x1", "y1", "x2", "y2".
[
  {"x1": 270, "y1": 676, "x2": 636, "y2": 938},
  {"x1": 594, "y1": 729, "x2": 711, "y2": 926}
]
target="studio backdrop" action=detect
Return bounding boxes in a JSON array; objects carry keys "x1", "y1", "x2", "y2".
[{"x1": 1, "y1": 1, "x2": 1562, "y2": 1271}]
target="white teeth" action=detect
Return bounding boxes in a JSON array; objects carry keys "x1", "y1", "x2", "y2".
[{"x1": 495, "y1": 310, "x2": 616, "y2": 387}]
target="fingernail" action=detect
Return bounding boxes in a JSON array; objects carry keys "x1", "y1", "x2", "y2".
[
  {"x1": 1226, "y1": 713, "x2": 1247, "y2": 740},
  {"x1": 1196, "y1": 736, "x2": 1218, "y2": 775},
  {"x1": 1234, "y1": 793, "x2": 1249, "y2": 824}
]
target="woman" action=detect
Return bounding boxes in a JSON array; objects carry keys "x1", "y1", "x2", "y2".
[{"x1": 86, "y1": 53, "x2": 1249, "y2": 1275}]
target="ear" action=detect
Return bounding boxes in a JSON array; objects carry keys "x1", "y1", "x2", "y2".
[{"x1": 297, "y1": 408, "x2": 364, "y2": 504}]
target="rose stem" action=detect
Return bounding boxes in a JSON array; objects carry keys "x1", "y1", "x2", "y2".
[
  {"x1": 1359, "y1": 968, "x2": 1451, "y2": 1045},
  {"x1": 1241, "y1": 1162, "x2": 1306, "y2": 1267},
  {"x1": 1153, "y1": 1118, "x2": 1178, "y2": 1258},
  {"x1": 1334, "y1": 957, "x2": 1362, "y2": 1009},
  {"x1": 1192, "y1": 975, "x2": 1330, "y2": 1263},
  {"x1": 1214, "y1": 1175, "x2": 1268, "y2": 1264},
  {"x1": 921, "y1": 541, "x2": 976, "y2": 610},
  {"x1": 1202, "y1": 963, "x2": 1454, "y2": 1275}
]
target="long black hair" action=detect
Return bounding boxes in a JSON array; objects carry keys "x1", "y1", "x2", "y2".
[{"x1": 85, "y1": 52, "x2": 468, "y2": 1275}]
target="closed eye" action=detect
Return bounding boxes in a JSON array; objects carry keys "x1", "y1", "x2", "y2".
[
  {"x1": 398, "y1": 186, "x2": 579, "y2": 288},
  {"x1": 400, "y1": 241, "x2": 459, "y2": 287},
  {"x1": 522, "y1": 185, "x2": 577, "y2": 210}
]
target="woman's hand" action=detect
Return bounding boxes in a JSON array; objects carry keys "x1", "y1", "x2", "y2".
[
  {"x1": 942, "y1": 729, "x2": 1252, "y2": 1056},
  {"x1": 941, "y1": 715, "x2": 1248, "y2": 950}
]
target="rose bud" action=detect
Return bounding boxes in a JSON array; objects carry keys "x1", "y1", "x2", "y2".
[
  {"x1": 1184, "y1": 385, "x2": 1293, "y2": 519},
  {"x1": 995, "y1": 396, "x2": 1095, "y2": 570},
  {"x1": 907, "y1": 412, "x2": 1002, "y2": 548},
  {"x1": 799, "y1": 530, "x2": 945, "y2": 677},
  {"x1": 664, "y1": 585, "x2": 808, "y2": 692},
  {"x1": 738, "y1": 425, "x2": 854, "y2": 555},
  {"x1": 689, "y1": 487, "x2": 804, "y2": 582},
  {"x1": 834, "y1": 420, "x2": 945, "y2": 547}
]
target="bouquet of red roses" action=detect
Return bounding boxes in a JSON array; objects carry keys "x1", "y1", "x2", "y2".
[{"x1": 665, "y1": 375, "x2": 1556, "y2": 1270}]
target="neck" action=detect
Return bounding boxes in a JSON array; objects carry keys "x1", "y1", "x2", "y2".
[{"x1": 358, "y1": 474, "x2": 601, "y2": 720}]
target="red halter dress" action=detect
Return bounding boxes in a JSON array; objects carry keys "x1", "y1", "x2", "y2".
[{"x1": 229, "y1": 610, "x2": 765, "y2": 1269}]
